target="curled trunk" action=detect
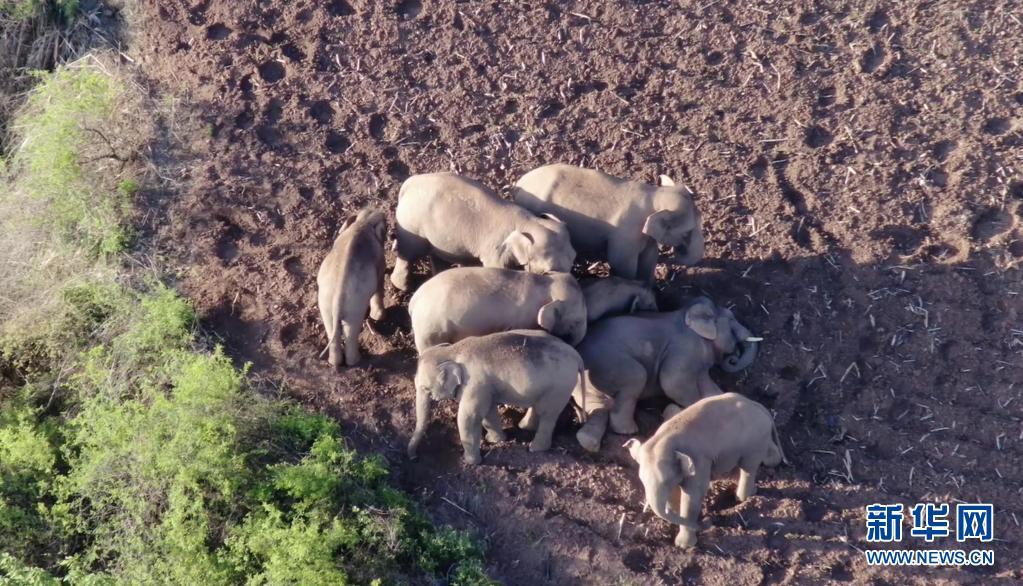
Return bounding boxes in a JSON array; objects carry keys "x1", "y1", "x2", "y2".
[
  {"x1": 721, "y1": 340, "x2": 758, "y2": 372},
  {"x1": 721, "y1": 320, "x2": 758, "y2": 373}
]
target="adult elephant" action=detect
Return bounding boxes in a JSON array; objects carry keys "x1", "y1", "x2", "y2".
[{"x1": 513, "y1": 164, "x2": 704, "y2": 283}]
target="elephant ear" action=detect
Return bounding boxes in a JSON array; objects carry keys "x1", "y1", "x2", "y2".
[
  {"x1": 339, "y1": 213, "x2": 358, "y2": 233},
  {"x1": 684, "y1": 301, "x2": 718, "y2": 340},
  {"x1": 675, "y1": 451, "x2": 697, "y2": 477},
  {"x1": 371, "y1": 215, "x2": 386, "y2": 243},
  {"x1": 623, "y1": 438, "x2": 643, "y2": 461},
  {"x1": 536, "y1": 300, "x2": 560, "y2": 332},
  {"x1": 642, "y1": 210, "x2": 672, "y2": 242},
  {"x1": 438, "y1": 361, "x2": 465, "y2": 399},
  {"x1": 500, "y1": 230, "x2": 533, "y2": 267}
]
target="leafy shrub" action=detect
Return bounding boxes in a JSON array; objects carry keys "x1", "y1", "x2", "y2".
[
  {"x1": 12, "y1": 66, "x2": 129, "y2": 256},
  {"x1": 2, "y1": 287, "x2": 491, "y2": 584},
  {"x1": 0, "y1": 62, "x2": 492, "y2": 586}
]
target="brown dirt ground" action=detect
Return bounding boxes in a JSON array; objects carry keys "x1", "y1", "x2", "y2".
[{"x1": 131, "y1": 0, "x2": 1022, "y2": 583}]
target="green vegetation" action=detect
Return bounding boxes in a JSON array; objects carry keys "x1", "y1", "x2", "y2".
[
  {"x1": 1, "y1": 53, "x2": 490, "y2": 586},
  {"x1": 16, "y1": 67, "x2": 129, "y2": 256},
  {"x1": 1, "y1": 0, "x2": 80, "y2": 24}
]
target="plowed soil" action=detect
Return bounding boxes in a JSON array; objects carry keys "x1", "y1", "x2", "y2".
[{"x1": 132, "y1": 1, "x2": 1022, "y2": 583}]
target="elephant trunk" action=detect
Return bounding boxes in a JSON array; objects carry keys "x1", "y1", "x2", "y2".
[
  {"x1": 645, "y1": 481, "x2": 688, "y2": 527},
  {"x1": 721, "y1": 320, "x2": 759, "y2": 373},
  {"x1": 407, "y1": 386, "x2": 431, "y2": 459},
  {"x1": 675, "y1": 228, "x2": 705, "y2": 266}
]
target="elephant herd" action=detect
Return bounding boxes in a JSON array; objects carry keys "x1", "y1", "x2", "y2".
[{"x1": 316, "y1": 164, "x2": 785, "y2": 548}]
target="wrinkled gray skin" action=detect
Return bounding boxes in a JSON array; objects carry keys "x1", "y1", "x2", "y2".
[
  {"x1": 581, "y1": 276, "x2": 658, "y2": 322},
  {"x1": 513, "y1": 164, "x2": 704, "y2": 283},
  {"x1": 391, "y1": 173, "x2": 576, "y2": 291},
  {"x1": 572, "y1": 297, "x2": 759, "y2": 452},
  {"x1": 624, "y1": 393, "x2": 785, "y2": 548},
  {"x1": 407, "y1": 330, "x2": 585, "y2": 465},
  {"x1": 409, "y1": 267, "x2": 587, "y2": 352},
  {"x1": 316, "y1": 208, "x2": 387, "y2": 369}
]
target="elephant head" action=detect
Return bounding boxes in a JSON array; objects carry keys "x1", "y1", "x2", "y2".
[
  {"x1": 624, "y1": 438, "x2": 698, "y2": 530},
  {"x1": 684, "y1": 298, "x2": 760, "y2": 372},
  {"x1": 643, "y1": 176, "x2": 705, "y2": 266},
  {"x1": 537, "y1": 274, "x2": 588, "y2": 345},
  {"x1": 340, "y1": 208, "x2": 387, "y2": 243},
  {"x1": 499, "y1": 213, "x2": 577, "y2": 275},
  {"x1": 407, "y1": 348, "x2": 466, "y2": 459}
]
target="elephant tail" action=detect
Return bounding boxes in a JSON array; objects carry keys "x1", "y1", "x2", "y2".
[
  {"x1": 577, "y1": 362, "x2": 587, "y2": 424},
  {"x1": 771, "y1": 422, "x2": 789, "y2": 466},
  {"x1": 322, "y1": 283, "x2": 346, "y2": 365}
]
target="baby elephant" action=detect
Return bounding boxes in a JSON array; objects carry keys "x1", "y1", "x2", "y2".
[
  {"x1": 625, "y1": 393, "x2": 785, "y2": 548},
  {"x1": 407, "y1": 330, "x2": 584, "y2": 465},
  {"x1": 409, "y1": 267, "x2": 587, "y2": 352},
  {"x1": 573, "y1": 297, "x2": 760, "y2": 452},
  {"x1": 391, "y1": 172, "x2": 576, "y2": 291},
  {"x1": 316, "y1": 208, "x2": 387, "y2": 369},
  {"x1": 581, "y1": 276, "x2": 658, "y2": 322},
  {"x1": 514, "y1": 164, "x2": 704, "y2": 283}
]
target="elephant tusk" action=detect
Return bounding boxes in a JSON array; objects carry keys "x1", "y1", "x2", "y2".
[
  {"x1": 643, "y1": 501, "x2": 650, "y2": 514},
  {"x1": 744, "y1": 336, "x2": 763, "y2": 342}
]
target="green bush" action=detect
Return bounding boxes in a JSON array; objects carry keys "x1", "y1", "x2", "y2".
[
  {"x1": 1, "y1": 1, "x2": 79, "y2": 24},
  {"x1": 1, "y1": 287, "x2": 491, "y2": 584},
  {"x1": 12, "y1": 66, "x2": 129, "y2": 256},
  {"x1": 0, "y1": 62, "x2": 492, "y2": 586}
]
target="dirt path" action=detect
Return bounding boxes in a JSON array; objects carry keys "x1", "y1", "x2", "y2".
[{"x1": 133, "y1": 1, "x2": 1021, "y2": 583}]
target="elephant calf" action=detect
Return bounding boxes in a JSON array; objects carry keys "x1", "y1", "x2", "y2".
[
  {"x1": 581, "y1": 276, "x2": 658, "y2": 322},
  {"x1": 513, "y1": 164, "x2": 704, "y2": 283},
  {"x1": 408, "y1": 267, "x2": 587, "y2": 352},
  {"x1": 316, "y1": 208, "x2": 387, "y2": 369},
  {"x1": 391, "y1": 172, "x2": 576, "y2": 291},
  {"x1": 407, "y1": 331, "x2": 584, "y2": 465},
  {"x1": 624, "y1": 393, "x2": 785, "y2": 548},
  {"x1": 573, "y1": 297, "x2": 760, "y2": 452}
]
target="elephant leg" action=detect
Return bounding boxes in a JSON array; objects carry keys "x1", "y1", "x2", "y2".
[
  {"x1": 518, "y1": 407, "x2": 539, "y2": 431},
  {"x1": 607, "y1": 237, "x2": 642, "y2": 281},
  {"x1": 390, "y1": 226, "x2": 428, "y2": 291},
  {"x1": 637, "y1": 239, "x2": 660, "y2": 284},
  {"x1": 660, "y1": 365, "x2": 702, "y2": 408},
  {"x1": 369, "y1": 270, "x2": 386, "y2": 321},
  {"x1": 737, "y1": 456, "x2": 762, "y2": 501},
  {"x1": 341, "y1": 318, "x2": 362, "y2": 367},
  {"x1": 675, "y1": 466, "x2": 710, "y2": 548},
  {"x1": 482, "y1": 403, "x2": 506, "y2": 443},
  {"x1": 457, "y1": 399, "x2": 484, "y2": 465},
  {"x1": 529, "y1": 410, "x2": 557, "y2": 452},
  {"x1": 662, "y1": 403, "x2": 683, "y2": 420},
  {"x1": 608, "y1": 360, "x2": 648, "y2": 435},
  {"x1": 575, "y1": 409, "x2": 608, "y2": 453}
]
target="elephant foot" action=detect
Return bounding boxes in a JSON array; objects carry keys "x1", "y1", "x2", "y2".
[
  {"x1": 528, "y1": 438, "x2": 552, "y2": 452},
  {"x1": 576, "y1": 428, "x2": 601, "y2": 453},
  {"x1": 609, "y1": 416, "x2": 639, "y2": 436},
  {"x1": 485, "y1": 429, "x2": 506, "y2": 443},
  {"x1": 462, "y1": 452, "x2": 481, "y2": 466},
  {"x1": 674, "y1": 526, "x2": 698, "y2": 548},
  {"x1": 369, "y1": 305, "x2": 386, "y2": 321},
  {"x1": 662, "y1": 404, "x2": 683, "y2": 420}
]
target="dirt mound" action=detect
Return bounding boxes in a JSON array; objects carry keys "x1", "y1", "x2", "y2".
[{"x1": 133, "y1": 1, "x2": 1021, "y2": 583}]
